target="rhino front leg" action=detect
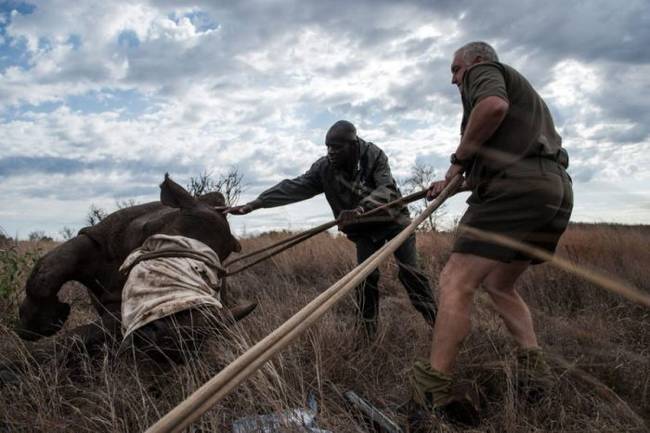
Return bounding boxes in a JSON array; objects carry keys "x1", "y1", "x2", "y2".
[{"x1": 17, "y1": 234, "x2": 101, "y2": 341}]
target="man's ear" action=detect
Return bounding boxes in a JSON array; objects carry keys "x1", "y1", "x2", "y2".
[{"x1": 160, "y1": 173, "x2": 197, "y2": 209}]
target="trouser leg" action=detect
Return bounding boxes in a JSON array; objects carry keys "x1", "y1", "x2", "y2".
[
  {"x1": 394, "y1": 233, "x2": 437, "y2": 325},
  {"x1": 355, "y1": 237, "x2": 381, "y2": 338}
]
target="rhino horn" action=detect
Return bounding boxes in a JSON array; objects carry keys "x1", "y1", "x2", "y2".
[{"x1": 227, "y1": 301, "x2": 257, "y2": 323}]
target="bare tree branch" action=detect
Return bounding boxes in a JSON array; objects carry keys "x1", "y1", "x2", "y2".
[
  {"x1": 401, "y1": 162, "x2": 446, "y2": 232},
  {"x1": 187, "y1": 167, "x2": 245, "y2": 207},
  {"x1": 86, "y1": 204, "x2": 108, "y2": 226}
]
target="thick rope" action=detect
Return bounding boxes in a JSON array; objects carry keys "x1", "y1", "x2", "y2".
[
  {"x1": 224, "y1": 189, "x2": 428, "y2": 275},
  {"x1": 120, "y1": 250, "x2": 228, "y2": 277},
  {"x1": 224, "y1": 220, "x2": 336, "y2": 267},
  {"x1": 225, "y1": 223, "x2": 335, "y2": 276},
  {"x1": 144, "y1": 176, "x2": 462, "y2": 433}
]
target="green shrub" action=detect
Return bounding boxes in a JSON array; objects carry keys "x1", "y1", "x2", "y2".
[{"x1": 0, "y1": 245, "x2": 42, "y2": 301}]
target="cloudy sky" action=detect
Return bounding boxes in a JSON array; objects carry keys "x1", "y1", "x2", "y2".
[{"x1": 1, "y1": 0, "x2": 649, "y2": 239}]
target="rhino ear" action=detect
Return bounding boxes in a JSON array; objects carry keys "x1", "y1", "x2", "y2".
[{"x1": 160, "y1": 173, "x2": 197, "y2": 209}]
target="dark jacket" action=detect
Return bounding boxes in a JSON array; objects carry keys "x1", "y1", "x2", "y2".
[{"x1": 251, "y1": 138, "x2": 411, "y2": 238}]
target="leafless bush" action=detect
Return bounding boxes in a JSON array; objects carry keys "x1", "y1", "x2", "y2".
[
  {"x1": 86, "y1": 204, "x2": 108, "y2": 226},
  {"x1": 58, "y1": 226, "x2": 76, "y2": 241},
  {"x1": 115, "y1": 198, "x2": 138, "y2": 209},
  {"x1": 27, "y1": 231, "x2": 53, "y2": 242},
  {"x1": 401, "y1": 162, "x2": 447, "y2": 231},
  {"x1": 187, "y1": 167, "x2": 245, "y2": 206}
]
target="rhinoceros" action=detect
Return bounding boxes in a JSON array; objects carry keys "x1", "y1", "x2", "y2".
[{"x1": 14, "y1": 174, "x2": 255, "y2": 363}]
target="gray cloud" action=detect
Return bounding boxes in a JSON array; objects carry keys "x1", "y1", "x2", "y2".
[
  {"x1": 0, "y1": 0, "x2": 649, "y2": 237},
  {"x1": 454, "y1": 0, "x2": 650, "y2": 64}
]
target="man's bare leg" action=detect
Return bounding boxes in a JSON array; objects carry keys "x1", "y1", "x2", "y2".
[
  {"x1": 429, "y1": 253, "x2": 500, "y2": 374},
  {"x1": 482, "y1": 261, "x2": 539, "y2": 349}
]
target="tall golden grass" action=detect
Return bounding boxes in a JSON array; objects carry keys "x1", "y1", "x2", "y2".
[{"x1": 1, "y1": 223, "x2": 648, "y2": 432}]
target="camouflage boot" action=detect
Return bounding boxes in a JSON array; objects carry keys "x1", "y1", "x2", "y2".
[
  {"x1": 516, "y1": 346, "x2": 555, "y2": 403},
  {"x1": 409, "y1": 360, "x2": 480, "y2": 427}
]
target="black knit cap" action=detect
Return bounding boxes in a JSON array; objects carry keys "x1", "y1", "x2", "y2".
[{"x1": 325, "y1": 120, "x2": 357, "y2": 145}]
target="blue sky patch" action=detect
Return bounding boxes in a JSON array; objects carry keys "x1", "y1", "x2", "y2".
[
  {"x1": 1, "y1": 89, "x2": 156, "y2": 122},
  {"x1": 0, "y1": 33, "x2": 30, "y2": 71},
  {"x1": 184, "y1": 10, "x2": 219, "y2": 32},
  {"x1": 169, "y1": 9, "x2": 219, "y2": 32},
  {"x1": 0, "y1": 8, "x2": 31, "y2": 71},
  {"x1": 67, "y1": 34, "x2": 81, "y2": 50},
  {"x1": 0, "y1": 2, "x2": 35, "y2": 71},
  {"x1": 0, "y1": 100, "x2": 61, "y2": 122},
  {"x1": 0, "y1": 1, "x2": 35, "y2": 16},
  {"x1": 0, "y1": 155, "x2": 84, "y2": 178},
  {"x1": 118, "y1": 30, "x2": 139, "y2": 49},
  {"x1": 67, "y1": 89, "x2": 156, "y2": 119},
  {"x1": 306, "y1": 109, "x2": 342, "y2": 131}
]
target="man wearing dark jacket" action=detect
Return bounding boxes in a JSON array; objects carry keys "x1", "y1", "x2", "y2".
[{"x1": 226, "y1": 120, "x2": 436, "y2": 338}]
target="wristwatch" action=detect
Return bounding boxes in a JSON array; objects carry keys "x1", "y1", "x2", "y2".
[{"x1": 450, "y1": 153, "x2": 470, "y2": 168}]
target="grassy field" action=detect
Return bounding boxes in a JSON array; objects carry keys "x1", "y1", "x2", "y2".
[{"x1": 0, "y1": 223, "x2": 649, "y2": 432}]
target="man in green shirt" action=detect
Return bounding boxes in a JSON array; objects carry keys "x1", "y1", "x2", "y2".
[
  {"x1": 225, "y1": 120, "x2": 437, "y2": 339},
  {"x1": 411, "y1": 42, "x2": 573, "y2": 424}
]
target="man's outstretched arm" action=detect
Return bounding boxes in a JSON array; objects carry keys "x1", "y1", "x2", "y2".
[{"x1": 225, "y1": 161, "x2": 324, "y2": 215}]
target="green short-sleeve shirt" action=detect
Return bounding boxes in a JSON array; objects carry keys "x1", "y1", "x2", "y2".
[{"x1": 460, "y1": 62, "x2": 562, "y2": 183}]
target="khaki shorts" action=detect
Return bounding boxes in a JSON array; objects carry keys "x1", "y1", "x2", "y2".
[{"x1": 453, "y1": 158, "x2": 573, "y2": 264}]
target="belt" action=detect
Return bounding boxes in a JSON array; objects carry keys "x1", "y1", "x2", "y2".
[
  {"x1": 539, "y1": 148, "x2": 569, "y2": 169},
  {"x1": 469, "y1": 148, "x2": 569, "y2": 185},
  {"x1": 498, "y1": 154, "x2": 567, "y2": 179}
]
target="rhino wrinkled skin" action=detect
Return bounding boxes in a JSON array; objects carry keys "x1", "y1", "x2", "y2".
[{"x1": 15, "y1": 175, "x2": 251, "y2": 348}]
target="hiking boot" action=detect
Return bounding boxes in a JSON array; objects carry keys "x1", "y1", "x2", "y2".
[
  {"x1": 516, "y1": 347, "x2": 555, "y2": 403},
  {"x1": 409, "y1": 360, "x2": 480, "y2": 427}
]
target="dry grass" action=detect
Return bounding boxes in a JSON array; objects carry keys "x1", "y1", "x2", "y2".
[{"x1": 1, "y1": 224, "x2": 649, "y2": 432}]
